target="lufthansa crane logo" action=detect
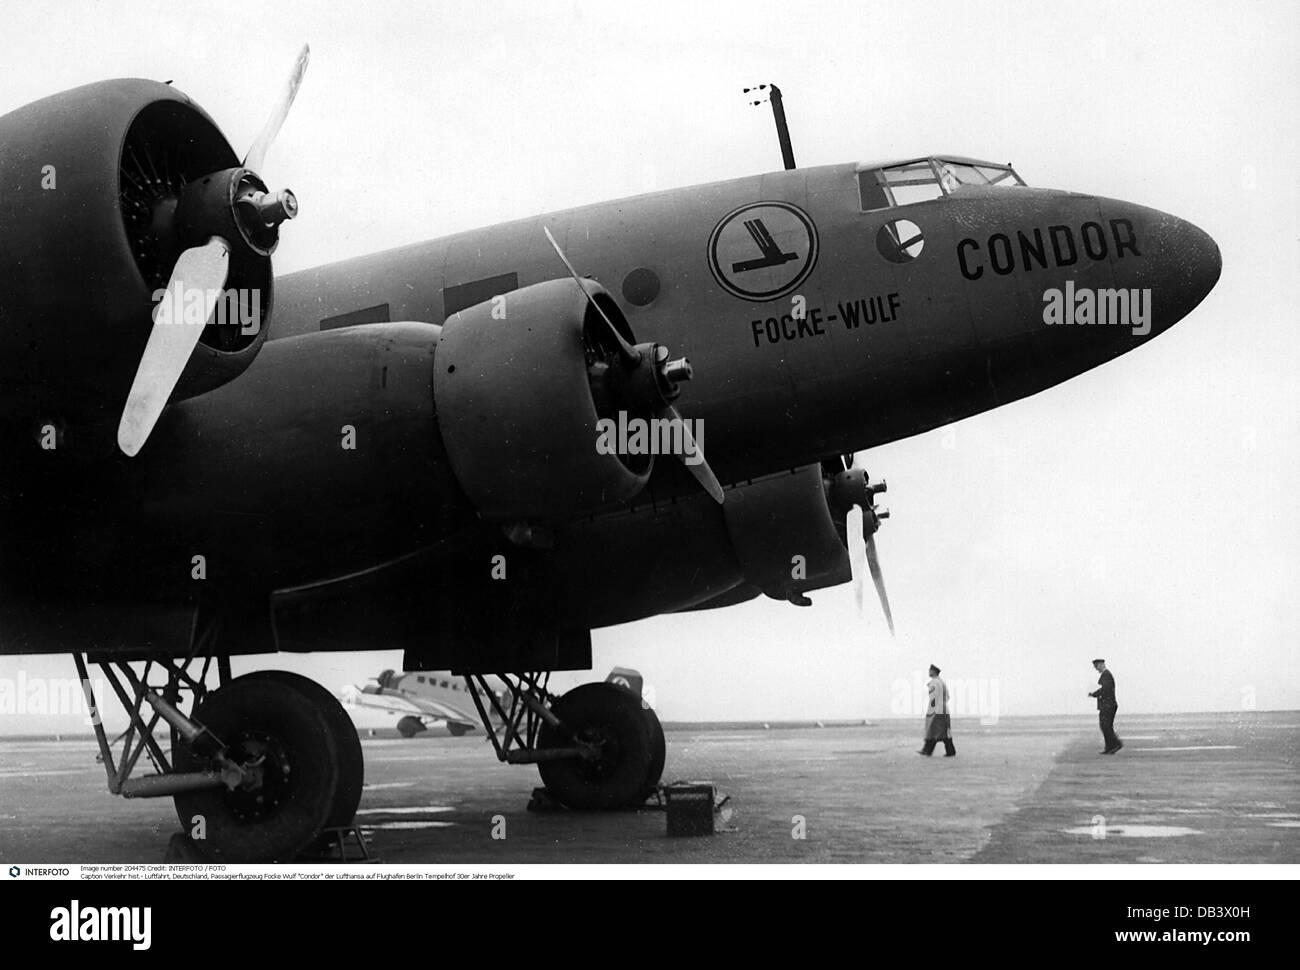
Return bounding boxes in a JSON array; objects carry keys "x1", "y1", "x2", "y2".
[{"x1": 708, "y1": 201, "x2": 819, "y2": 302}]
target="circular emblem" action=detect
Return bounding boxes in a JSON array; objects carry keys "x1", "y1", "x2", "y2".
[
  {"x1": 708, "y1": 201, "x2": 818, "y2": 301},
  {"x1": 877, "y1": 218, "x2": 925, "y2": 263}
]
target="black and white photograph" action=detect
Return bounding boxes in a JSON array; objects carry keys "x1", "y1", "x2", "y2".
[{"x1": 0, "y1": 0, "x2": 1293, "y2": 944}]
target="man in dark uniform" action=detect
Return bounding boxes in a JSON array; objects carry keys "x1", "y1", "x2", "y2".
[{"x1": 1088, "y1": 659, "x2": 1122, "y2": 754}]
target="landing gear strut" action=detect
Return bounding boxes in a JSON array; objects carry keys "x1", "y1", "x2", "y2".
[
  {"x1": 75, "y1": 652, "x2": 363, "y2": 862},
  {"x1": 464, "y1": 673, "x2": 664, "y2": 809}
]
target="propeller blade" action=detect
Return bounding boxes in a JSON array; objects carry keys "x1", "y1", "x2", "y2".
[
  {"x1": 661, "y1": 404, "x2": 724, "y2": 504},
  {"x1": 117, "y1": 238, "x2": 230, "y2": 457},
  {"x1": 864, "y1": 532, "x2": 895, "y2": 636},
  {"x1": 243, "y1": 43, "x2": 311, "y2": 173},
  {"x1": 543, "y1": 225, "x2": 639, "y2": 366},
  {"x1": 846, "y1": 506, "x2": 866, "y2": 614}
]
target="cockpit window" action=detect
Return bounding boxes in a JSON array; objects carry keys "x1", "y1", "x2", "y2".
[
  {"x1": 858, "y1": 157, "x2": 1025, "y2": 211},
  {"x1": 976, "y1": 164, "x2": 1023, "y2": 185}
]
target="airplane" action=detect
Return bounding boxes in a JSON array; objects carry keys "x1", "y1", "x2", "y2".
[
  {"x1": 341, "y1": 667, "x2": 646, "y2": 738},
  {"x1": 0, "y1": 48, "x2": 1220, "y2": 861},
  {"x1": 342, "y1": 669, "x2": 503, "y2": 737}
]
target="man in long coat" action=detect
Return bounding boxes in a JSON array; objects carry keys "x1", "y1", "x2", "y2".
[{"x1": 919, "y1": 664, "x2": 955, "y2": 757}]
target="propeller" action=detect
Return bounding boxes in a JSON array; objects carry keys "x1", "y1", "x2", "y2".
[
  {"x1": 543, "y1": 227, "x2": 639, "y2": 368},
  {"x1": 543, "y1": 227, "x2": 724, "y2": 504},
  {"x1": 829, "y1": 456, "x2": 893, "y2": 634},
  {"x1": 117, "y1": 44, "x2": 310, "y2": 457},
  {"x1": 117, "y1": 238, "x2": 229, "y2": 456},
  {"x1": 243, "y1": 44, "x2": 311, "y2": 173}
]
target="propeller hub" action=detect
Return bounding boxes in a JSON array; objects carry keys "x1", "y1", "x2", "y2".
[
  {"x1": 607, "y1": 342, "x2": 685, "y2": 413},
  {"x1": 245, "y1": 187, "x2": 298, "y2": 228},
  {"x1": 828, "y1": 466, "x2": 888, "y2": 536},
  {"x1": 661, "y1": 355, "x2": 693, "y2": 386},
  {"x1": 828, "y1": 466, "x2": 870, "y2": 511},
  {"x1": 176, "y1": 167, "x2": 289, "y2": 259}
]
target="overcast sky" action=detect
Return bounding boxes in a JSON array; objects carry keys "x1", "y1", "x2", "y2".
[{"x1": 0, "y1": 0, "x2": 1296, "y2": 732}]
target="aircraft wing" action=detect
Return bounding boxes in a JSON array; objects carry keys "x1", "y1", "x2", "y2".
[
  {"x1": 342, "y1": 685, "x2": 427, "y2": 718},
  {"x1": 346, "y1": 683, "x2": 479, "y2": 729}
]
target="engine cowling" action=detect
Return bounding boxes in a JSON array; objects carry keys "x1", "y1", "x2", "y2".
[
  {"x1": 721, "y1": 463, "x2": 853, "y2": 603},
  {"x1": 540, "y1": 463, "x2": 853, "y2": 631},
  {"x1": 432, "y1": 278, "x2": 653, "y2": 521},
  {"x1": 0, "y1": 80, "x2": 272, "y2": 423}
]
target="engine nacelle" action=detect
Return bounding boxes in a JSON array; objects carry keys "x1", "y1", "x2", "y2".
[
  {"x1": 545, "y1": 462, "x2": 853, "y2": 631},
  {"x1": 0, "y1": 80, "x2": 272, "y2": 423},
  {"x1": 433, "y1": 278, "x2": 651, "y2": 521},
  {"x1": 721, "y1": 464, "x2": 852, "y2": 603}
]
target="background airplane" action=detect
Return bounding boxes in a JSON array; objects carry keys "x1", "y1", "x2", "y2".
[{"x1": 341, "y1": 667, "x2": 645, "y2": 738}]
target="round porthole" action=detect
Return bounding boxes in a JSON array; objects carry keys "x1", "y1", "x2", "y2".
[
  {"x1": 877, "y1": 218, "x2": 925, "y2": 263},
  {"x1": 621, "y1": 267, "x2": 661, "y2": 307}
]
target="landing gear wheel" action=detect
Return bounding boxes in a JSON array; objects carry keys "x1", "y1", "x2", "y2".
[
  {"x1": 397, "y1": 715, "x2": 427, "y2": 738},
  {"x1": 537, "y1": 682, "x2": 654, "y2": 810},
  {"x1": 446, "y1": 722, "x2": 472, "y2": 737},
  {"x1": 255, "y1": 671, "x2": 364, "y2": 829},
  {"x1": 173, "y1": 671, "x2": 354, "y2": 862},
  {"x1": 642, "y1": 704, "x2": 665, "y2": 800}
]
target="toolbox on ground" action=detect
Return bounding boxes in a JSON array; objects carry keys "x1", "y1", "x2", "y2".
[{"x1": 664, "y1": 783, "x2": 715, "y2": 837}]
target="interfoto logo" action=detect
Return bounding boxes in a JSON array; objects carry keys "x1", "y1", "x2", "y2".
[
  {"x1": 150, "y1": 282, "x2": 261, "y2": 335},
  {"x1": 50, "y1": 900, "x2": 151, "y2": 951},
  {"x1": 1042, "y1": 281, "x2": 1152, "y2": 336},
  {"x1": 595, "y1": 411, "x2": 705, "y2": 467},
  {"x1": 7, "y1": 866, "x2": 18, "y2": 878}
]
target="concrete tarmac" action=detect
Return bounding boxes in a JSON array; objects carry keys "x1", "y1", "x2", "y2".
[{"x1": 0, "y1": 711, "x2": 1295, "y2": 864}]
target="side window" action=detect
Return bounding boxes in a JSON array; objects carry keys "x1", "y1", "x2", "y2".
[
  {"x1": 859, "y1": 162, "x2": 944, "y2": 210},
  {"x1": 937, "y1": 162, "x2": 991, "y2": 188},
  {"x1": 858, "y1": 170, "x2": 890, "y2": 211},
  {"x1": 880, "y1": 162, "x2": 943, "y2": 206},
  {"x1": 975, "y1": 164, "x2": 1024, "y2": 186}
]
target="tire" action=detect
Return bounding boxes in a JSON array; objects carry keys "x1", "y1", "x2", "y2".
[
  {"x1": 537, "y1": 682, "x2": 654, "y2": 810},
  {"x1": 608, "y1": 678, "x2": 664, "y2": 801},
  {"x1": 446, "y1": 722, "x2": 472, "y2": 737},
  {"x1": 253, "y1": 671, "x2": 364, "y2": 830},
  {"x1": 642, "y1": 704, "x2": 666, "y2": 800},
  {"x1": 397, "y1": 715, "x2": 427, "y2": 738},
  {"x1": 173, "y1": 671, "x2": 348, "y2": 862}
]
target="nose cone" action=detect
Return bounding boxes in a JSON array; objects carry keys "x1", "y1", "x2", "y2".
[
  {"x1": 1108, "y1": 201, "x2": 1221, "y2": 337},
  {"x1": 1171, "y1": 217, "x2": 1221, "y2": 319}
]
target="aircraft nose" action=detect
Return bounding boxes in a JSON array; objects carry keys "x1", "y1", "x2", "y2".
[
  {"x1": 1110, "y1": 203, "x2": 1221, "y2": 335},
  {"x1": 1165, "y1": 216, "x2": 1221, "y2": 317},
  {"x1": 1187, "y1": 219, "x2": 1221, "y2": 301}
]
